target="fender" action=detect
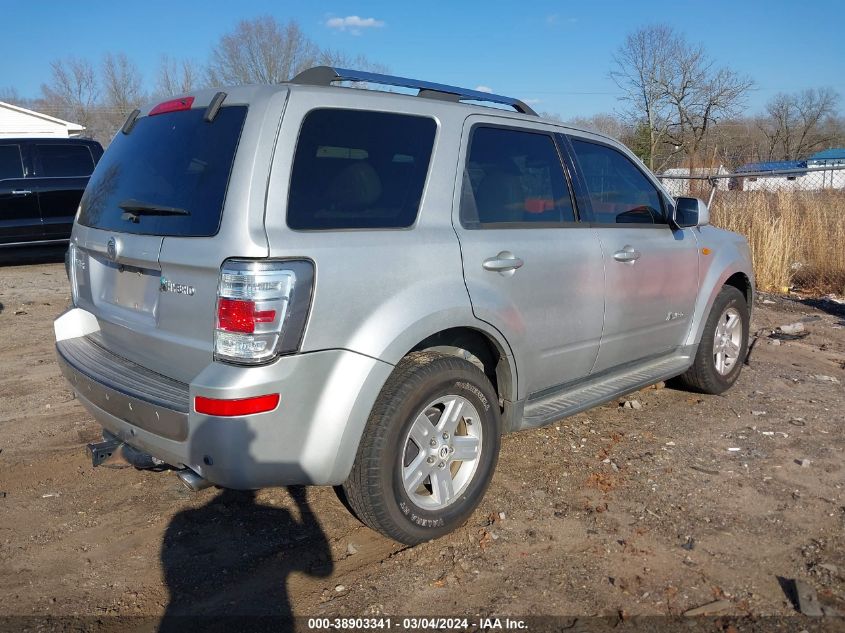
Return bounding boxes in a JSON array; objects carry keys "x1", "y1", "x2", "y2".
[
  {"x1": 368, "y1": 305, "x2": 518, "y2": 410},
  {"x1": 327, "y1": 307, "x2": 518, "y2": 483},
  {"x1": 684, "y1": 226, "x2": 755, "y2": 348}
]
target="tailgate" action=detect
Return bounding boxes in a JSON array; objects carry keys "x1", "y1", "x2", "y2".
[
  {"x1": 72, "y1": 227, "x2": 224, "y2": 382},
  {"x1": 68, "y1": 88, "x2": 285, "y2": 383}
]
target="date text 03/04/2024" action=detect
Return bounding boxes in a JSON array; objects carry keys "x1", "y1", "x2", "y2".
[{"x1": 306, "y1": 617, "x2": 529, "y2": 630}]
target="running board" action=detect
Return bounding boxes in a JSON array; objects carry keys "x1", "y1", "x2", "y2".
[{"x1": 520, "y1": 353, "x2": 693, "y2": 429}]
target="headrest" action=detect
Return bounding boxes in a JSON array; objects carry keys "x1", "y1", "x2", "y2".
[{"x1": 327, "y1": 162, "x2": 382, "y2": 210}]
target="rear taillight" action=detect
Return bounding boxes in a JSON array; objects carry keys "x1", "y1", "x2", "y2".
[
  {"x1": 68, "y1": 242, "x2": 84, "y2": 306},
  {"x1": 214, "y1": 259, "x2": 314, "y2": 364}
]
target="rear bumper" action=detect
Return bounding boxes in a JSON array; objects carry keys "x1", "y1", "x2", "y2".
[{"x1": 55, "y1": 308, "x2": 394, "y2": 488}]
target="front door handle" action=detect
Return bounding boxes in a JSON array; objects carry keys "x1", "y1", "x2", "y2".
[
  {"x1": 613, "y1": 245, "x2": 641, "y2": 264},
  {"x1": 11, "y1": 189, "x2": 32, "y2": 196},
  {"x1": 483, "y1": 251, "x2": 524, "y2": 275}
]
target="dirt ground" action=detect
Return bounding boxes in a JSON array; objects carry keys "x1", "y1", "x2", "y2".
[{"x1": 1, "y1": 248, "x2": 844, "y2": 629}]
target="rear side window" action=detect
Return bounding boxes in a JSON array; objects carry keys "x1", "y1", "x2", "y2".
[
  {"x1": 570, "y1": 138, "x2": 665, "y2": 225},
  {"x1": 0, "y1": 145, "x2": 24, "y2": 179},
  {"x1": 461, "y1": 126, "x2": 575, "y2": 227},
  {"x1": 35, "y1": 144, "x2": 95, "y2": 177},
  {"x1": 78, "y1": 106, "x2": 247, "y2": 236},
  {"x1": 287, "y1": 109, "x2": 436, "y2": 230}
]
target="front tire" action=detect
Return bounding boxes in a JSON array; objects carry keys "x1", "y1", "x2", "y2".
[
  {"x1": 679, "y1": 285, "x2": 749, "y2": 394},
  {"x1": 343, "y1": 352, "x2": 501, "y2": 545}
]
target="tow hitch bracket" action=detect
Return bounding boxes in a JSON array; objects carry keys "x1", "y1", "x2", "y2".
[{"x1": 87, "y1": 437, "x2": 123, "y2": 467}]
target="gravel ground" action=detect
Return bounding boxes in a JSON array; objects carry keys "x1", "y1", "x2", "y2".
[{"x1": 0, "y1": 251, "x2": 843, "y2": 630}]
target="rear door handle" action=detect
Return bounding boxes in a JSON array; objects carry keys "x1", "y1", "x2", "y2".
[
  {"x1": 483, "y1": 251, "x2": 524, "y2": 275},
  {"x1": 11, "y1": 189, "x2": 32, "y2": 196},
  {"x1": 613, "y1": 245, "x2": 641, "y2": 264}
]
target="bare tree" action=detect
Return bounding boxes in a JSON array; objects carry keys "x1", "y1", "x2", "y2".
[
  {"x1": 156, "y1": 55, "x2": 202, "y2": 97},
  {"x1": 611, "y1": 25, "x2": 752, "y2": 171},
  {"x1": 40, "y1": 57, "x2": 99, "y2": 132},
  {"x1": 207, "y1": 16, "x2": 319, "y2": 85},
  {"x1": 709, "y1": 117, "x2": 769, "y2": 167},
  {"x1": 759, "y1": 88, "x2": 840, "y2": 160},
  {"x1": 102, "y1": 53, "x2": 145, "y2": 130},
  {"x1": 566, "y1": 113, "x2": 628, "y2": 139},
  {"x1": 610, "y1": 25, "x2": 677, "y2": 170},
  {"x1": 318, "y1": 49, "x2": 389, "y2": 74},
  {"x1": 0, "y1": 87, "x2": 28, "y2": 106},
  {"x1": 658, "y1": 38, "x2": 753, "y2": 170}
]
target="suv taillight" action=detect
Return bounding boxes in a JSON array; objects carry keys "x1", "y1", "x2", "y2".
[
  {"x1": 214, "y1": 259, "x2": 314, "y2": 364},
  {"x1": 68, "y1": 242, "x2": 82, "y2": 306}
]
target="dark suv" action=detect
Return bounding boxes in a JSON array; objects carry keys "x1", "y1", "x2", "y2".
[{"x1": 0, "y1": 137, "x2": 103, "y2": 247}]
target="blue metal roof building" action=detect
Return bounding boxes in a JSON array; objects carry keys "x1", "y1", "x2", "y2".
[
  {"x1": 807, "y1": 148, "x2": 845, "y2": 165},
  {"x1": 735, "y1": 160, "x2": 807, "y2": 174}
]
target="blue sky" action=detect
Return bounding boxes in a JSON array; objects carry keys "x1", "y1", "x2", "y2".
[{"x1": 2, "y1": 0, "x2": 843, "y2": 118}]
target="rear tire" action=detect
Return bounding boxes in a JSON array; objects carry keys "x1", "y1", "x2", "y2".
[
  {"x1": 343, "y1": 352, "x2": 501, "y2": 545},
  {"x1": 678, "y1": 285, "x2": 749, "y2": 394}
]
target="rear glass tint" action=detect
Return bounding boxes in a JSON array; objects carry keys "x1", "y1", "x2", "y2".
[
  {"x1": 287, "y1": 109, "x2": 436, "y2": 230},
  {"x1": 78, "y1": 106, "x2": 247, "y2": 236},
  {"x1": 36, "y1": 144, "x2": 95, "y2": 177}
]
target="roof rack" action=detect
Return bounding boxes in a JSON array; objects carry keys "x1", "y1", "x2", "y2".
[{"x1": 290, "y1": 66, "x2": 538, "y2": 116}]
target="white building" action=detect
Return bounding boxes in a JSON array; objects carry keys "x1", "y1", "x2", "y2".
[
  {"x1": 0, "y1": 101, "x2": 85, "y2": 138},
  {"x1": 732, "y1": 159, "x2": 844, "y2": 192},
  {"x1": 659, "y1": 166, "x2": 730, "y2": 197}
]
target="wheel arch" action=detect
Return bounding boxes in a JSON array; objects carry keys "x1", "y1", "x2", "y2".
[
  {"x1": 332, "y1": 319, "x2": 518, "y2": 483},
  {"x1": 685, "y1": 266, "x2": 754, "y2": 348},
  {"x1": 724, "y1": 271, "x2": 753, "y2": 310},
  {"x1": 409, "y1": 326, "x2": 516, "y2": 407}
]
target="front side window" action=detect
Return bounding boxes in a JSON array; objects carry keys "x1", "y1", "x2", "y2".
[
  {"x1": 35, "y1": 144, "x2": 95, "y2": 177},
  {"x1": 287, "y1": 109, "x2": 436, "y2": 230},
  {"x1": 0, "y1": 145, "x2": 24, "y2": 180},
  {"x1": 570, "y1": 138, "x2": 665, "y2": 225},
  {"x1": 461, "y1": 126, "x2": 575, "y2": 227}
]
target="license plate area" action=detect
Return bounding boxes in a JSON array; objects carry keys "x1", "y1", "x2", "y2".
[{"x1": 90, "y1": 256, "x2": 161, "y2": 323}]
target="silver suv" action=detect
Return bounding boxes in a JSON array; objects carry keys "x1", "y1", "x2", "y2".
[{"x1": 54, "y1": 67, "x2": 754, "y2": 544}]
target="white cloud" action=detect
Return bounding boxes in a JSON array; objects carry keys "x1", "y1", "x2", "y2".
[
  {"x1": 326, "y1": 15, "x2": 386, "y2": 35},
  {"x1": 475, "y1": 85, "x2": 493, "y2": 93},
  {"x1": 523, "y1": 98, "x2": 542, "y2": 105},
  {"x1": 546, "y1": 14, "x2": 578, "y2": 26}
]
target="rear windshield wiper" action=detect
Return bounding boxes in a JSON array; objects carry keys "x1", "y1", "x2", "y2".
[{"x1": 119, "y1": 198, "x2": 191, "y2": 223}]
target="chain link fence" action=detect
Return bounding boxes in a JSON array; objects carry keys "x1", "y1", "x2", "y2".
[{"x1": 657, "y1": 165, "x2": 845, "y2": 295}]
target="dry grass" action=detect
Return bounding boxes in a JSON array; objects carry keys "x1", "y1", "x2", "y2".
[{"x1": 709, "y1": 190, "x2": 845, "y2": 295}]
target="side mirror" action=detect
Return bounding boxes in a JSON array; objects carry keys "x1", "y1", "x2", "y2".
[{"x1": 673, "y1": 196, "x2": 710, "y2": 228}]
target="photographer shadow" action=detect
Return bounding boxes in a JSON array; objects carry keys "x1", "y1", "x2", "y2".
[{"x1": 158, "y1": 421, "x2": 334, "y2": 631}]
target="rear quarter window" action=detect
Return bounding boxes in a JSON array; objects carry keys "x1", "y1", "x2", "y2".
[
  {"x1": 287, "y1": 109, "x2": 437, "y2": 230},
  {"x1": 35, "y1": 143, "x2": 95, "y2": 177},
  {"x1": 0, "y1": 145, "x2": 24, "y2": 179}
]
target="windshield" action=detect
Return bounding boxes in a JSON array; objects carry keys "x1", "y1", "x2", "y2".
[{"x1": 78, "y1": 105, "x2": 247, "y2": 236}]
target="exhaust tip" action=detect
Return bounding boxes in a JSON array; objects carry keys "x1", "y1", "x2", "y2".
[{"x1": 177, "y1": 469, "x2": 212, "y2": 492}]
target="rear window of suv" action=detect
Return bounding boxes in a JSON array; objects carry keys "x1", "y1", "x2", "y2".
[
  {"x1": 287, "y1": 109, "x2": 436, "y2": 230},
  {"x1": 78, "y1": 106, "x2": 247, "y2": 236}
]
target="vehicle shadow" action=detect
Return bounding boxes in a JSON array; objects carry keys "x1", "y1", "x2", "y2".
[
  {"x1": 798, "y1": 295, "x2": 845, "y2": 320},
  {"x1": 0, "y1": 245, "x2": 67, "y2": 267},
  {"x1": 158, "y1": 422, "x2": 334, "y2": 631}
]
